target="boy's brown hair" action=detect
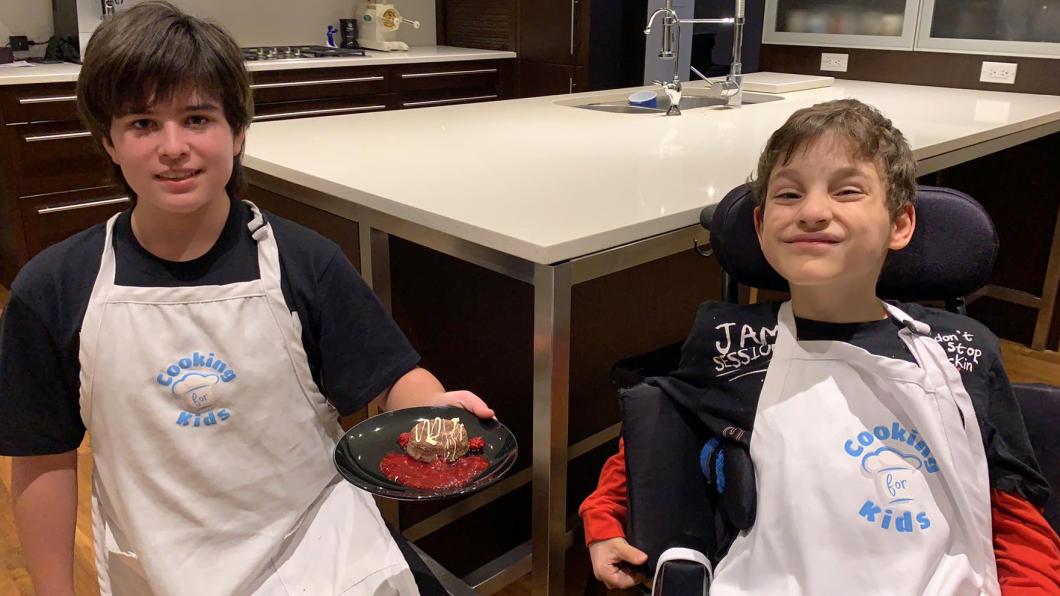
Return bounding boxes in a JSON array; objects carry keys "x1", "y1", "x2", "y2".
[
  {"x1": 750, "y1": 99, "x2": 917, "y2": 217},
  {"x1": 76, "y1": 1, "x2": 254, "y2": 199}
]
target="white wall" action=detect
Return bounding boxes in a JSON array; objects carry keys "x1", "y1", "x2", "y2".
[
  {"x1": 0, "y1": 0, "x2": 53, "y2": 57},
  {"x1": 4, "y1": 0, "x2": 436, "y2": 57}
]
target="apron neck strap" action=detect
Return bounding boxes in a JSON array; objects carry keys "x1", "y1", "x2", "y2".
[{"x1": 241, "y1": 201, "x2": 284, "y2": 291}]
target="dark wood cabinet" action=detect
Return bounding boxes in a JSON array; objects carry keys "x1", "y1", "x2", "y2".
[{"x1": 0, "y1": 58, "x2": 511, "y2": 286}]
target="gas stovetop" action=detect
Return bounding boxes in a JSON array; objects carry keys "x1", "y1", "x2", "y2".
[{"x1": 241, "y1": 45, "x2": 366, "y2": 61}]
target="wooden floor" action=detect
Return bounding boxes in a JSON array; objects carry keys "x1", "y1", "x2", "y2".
[{"x1": 1, "y1": 284, "x2": 1058, "y2": 595}]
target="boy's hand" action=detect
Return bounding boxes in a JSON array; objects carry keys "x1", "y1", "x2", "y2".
[
  {"x1": 435, "y1": 389, "x2": 495, "y2": 419},
  {"x1": 588, "y1": 537, "x2": 648, "y2": 590}
]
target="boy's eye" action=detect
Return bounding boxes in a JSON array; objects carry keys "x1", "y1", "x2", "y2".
[
  {"x1": 773, "y1": 191, "x2": 801, "y2": 201},
  {"x1": 187, "y1": 115, "x2": 210, "y2": 126},
  {"x1": 835, "y1": 188, "x2": 866, "y2": 199},
  {"x1": 130, "y1": 119, "x2": 154, "y2": 130}
]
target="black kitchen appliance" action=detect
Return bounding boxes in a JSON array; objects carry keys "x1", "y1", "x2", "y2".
[{"x1": 339, "y1": 18, "x2": 359, "y2": 49}]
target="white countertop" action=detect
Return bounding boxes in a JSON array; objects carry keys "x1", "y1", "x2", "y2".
[
  {"x1": 242, "y1": 77, "x2": 1060, "y2": 265},
  {"x1": 0, "y1": 46, "x2": 515, "y2": 86}
]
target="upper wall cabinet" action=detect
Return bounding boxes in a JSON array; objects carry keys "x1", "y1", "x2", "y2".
[
  {"x1": 762, "y1": 0, "x2": 920, "y2": 50},
  {"x1": 915, "y1": 0, "x2": 1060, "y2": 58}
]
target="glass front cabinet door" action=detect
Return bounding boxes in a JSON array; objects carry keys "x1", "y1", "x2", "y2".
[
  {"x1": 915, "y1": 0, "x2": 1060, "y2": 58},
  {"x1": 763, "y1": 0, "x2": 921, "y2": 49}
]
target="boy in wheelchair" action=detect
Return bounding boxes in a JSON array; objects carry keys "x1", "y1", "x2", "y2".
[{"x1": 580, "y1": 99, "x2": 1060, "y2": 594}]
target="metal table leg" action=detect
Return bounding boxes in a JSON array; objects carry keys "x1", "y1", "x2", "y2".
[{"x1": 531, "y1": 262, "x2": 573, "y2": 595}]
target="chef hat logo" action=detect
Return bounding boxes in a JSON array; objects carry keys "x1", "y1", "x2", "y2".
[
  {"x1": 861, "y1": 446, "x2": 922, "y2": 474},
  {"x1": 172, "y1": 372, "x2": 221, "y2": 411}
]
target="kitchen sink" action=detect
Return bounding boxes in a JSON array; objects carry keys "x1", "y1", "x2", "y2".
[{"x1": 566, "y1": 90, "x2": 783, "y2": 114}]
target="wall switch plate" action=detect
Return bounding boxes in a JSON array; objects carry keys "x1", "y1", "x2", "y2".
[
  {"x1": 820, "y1": 52, "x2": 848, "y2": 72},
  {"x1": 980, "y1": 61, "x2": 1017, "y2": 85}
]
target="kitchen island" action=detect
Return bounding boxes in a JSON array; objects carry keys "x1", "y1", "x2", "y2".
[{"x1": 241, "y1": 78, "x2": 1060, "y2": 594}]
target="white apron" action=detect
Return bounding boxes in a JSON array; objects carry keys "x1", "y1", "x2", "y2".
[
  {"x1": 710, "y1": 302, "x2": 999, "y2": 595},
  {"x1": 78, "y1": 203, "x2": 418, "y2": 595}
]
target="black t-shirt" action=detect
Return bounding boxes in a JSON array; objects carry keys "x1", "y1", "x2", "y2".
[
  {"x1": 0, "y1": 199, "x2": 420, "y2": 456},
  {"x1": 650, "y1": 300, "x2": 1050, "y2": 507}
]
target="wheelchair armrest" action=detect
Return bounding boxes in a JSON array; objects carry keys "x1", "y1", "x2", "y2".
[
  {"x1": 652, "y1": 546, "x2": 713, "y2": 596},
  {"x1": 621, "y1": 383, "x2": 716, "y2": 569}
]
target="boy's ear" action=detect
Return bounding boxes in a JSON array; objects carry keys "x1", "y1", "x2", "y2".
[
  {"x1": 102, "y1": 135, "x2": 120, "y2": 165},
  {"x1": 753, "y1": 205, "x2": 764, "y2": 241},
  {"x1": 888, "y1": 203, "x2": 916, "y2": 251},
  {"x1": 232, "y1": 127, "x2": 247, "y2": 156}
]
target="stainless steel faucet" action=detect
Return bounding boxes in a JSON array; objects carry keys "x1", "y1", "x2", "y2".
[
  {"x1": 101, "y1": 0, "x2": 123, "y2": 19},
  {"x1": 644, "y1": 0, "x2": 746, "y2": 115}
]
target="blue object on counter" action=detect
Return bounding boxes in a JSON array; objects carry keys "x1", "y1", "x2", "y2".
[
  {"x1": 326, "y1": 25, "x2": 338, "y2": 48},
  {"x1": 628, "y1": 90, "x2": 658, "y2": 108}
]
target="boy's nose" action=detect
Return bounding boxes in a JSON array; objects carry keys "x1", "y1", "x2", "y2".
[
  {"x1": 797, "y1": 191, "x2": 833, "y2": 226},
  {"x1": 158, "y1": 122, "x2": 190, "y2": 160}
]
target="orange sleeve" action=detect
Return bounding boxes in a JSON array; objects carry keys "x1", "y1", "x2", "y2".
[
  {"x1": 992, "y1": 488, "x2": 1060, "y2": 594},
  {"x1": 579, "y1": 439, "x2": 629, "y2": 545}
]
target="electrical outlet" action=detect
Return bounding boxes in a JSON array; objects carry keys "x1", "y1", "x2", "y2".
[
  {"x1": 8, "y1": 36, "x2": 29, "y2": 52},
  {"x1": 820, "y1": 52, "x2": 848, "y2": 72},
  {"x1": 980, "y1": 61, "x2": 1017, "y2": 85}
]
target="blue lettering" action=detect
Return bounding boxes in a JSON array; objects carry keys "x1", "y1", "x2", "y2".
[
  {"x1": 212, "y1": 360, "x2": 227, "y2": 373},
  {"x1": 205, "y1": 353, "x2": 215, "y2": 368},
  {"x1": 925, "y1": 458, "x2": 939, "y2": 473},
  {"x1": 857, "y1": 432, "x2": 874, "y2": 447},
  {"x1": 873, "y1": 425, "x2": 890, "y2": 441},
  {"x1": 844, "y1": 439, "x2": 863, "y2": 457},
  {"x1": 193, "y1": 352, "x2": 206, "y2": 367},
  {"x1": 203, "y1": 411, "x2": 217, "y2": 426},
  {"x1": 859, "y1": 500, "x2": 881, "y2": 522},
  {"x1": 193, "y1": 414, "x2": 201, "y2": 427},
  {"x1": 917, "y1": 512, "x2": 931, "y2": 530},
  {"x1": 890, "y1": 422, "x2": 907, "y2": 443},
  {"x1": 218, "y1": 409, "x2": 231, "y2": 421},
  {"x1": 156, "y1": 373, "x2": 172, "y2": 386},
  {"x1": 176, "y1": 411, "x2": 192, "y2": 426},
  {"x1": 886, "y1": 474, "x2": 907, "y2": 497},
  {"x1": 221, "y1": 370, "x2": 236, "y2": 383},
  {"x1": 895, "y1": 511, "x2": 913, "y2": 533},
  {"x1": 167, "y1": 365, "x2": 180, "y2": 377},
  {"x1": 916, "y1": 440, "x2": 931, "y2": 459},
  {"x1": 179, "y1": 358, "x2": 192, "y2": 369},
  {"x1": 907, "y1": 429, "x2": 918, "y2": 447},
  {"x1": 881, "y1": 508, "x2": 894, "y2": 530}
]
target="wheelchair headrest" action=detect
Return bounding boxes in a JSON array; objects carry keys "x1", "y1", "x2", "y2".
[{"x1": 700, "y1": 185, "x2": 998, "y2": 301}]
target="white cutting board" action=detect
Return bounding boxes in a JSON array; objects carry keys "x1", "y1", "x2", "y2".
[{"x1": 739, "y1": 72, "x2": 835, "y2": 94}]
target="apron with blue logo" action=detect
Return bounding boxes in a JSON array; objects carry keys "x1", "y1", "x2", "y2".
[
  {"x1": 709, "y1": 302, "x2": 999, "y2": 595},
  {"x1": 78, "y1": 203, "x2": 418, "y2": 595}
]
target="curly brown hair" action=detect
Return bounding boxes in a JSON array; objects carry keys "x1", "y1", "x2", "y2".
[
  {"x1": 76, "y1": 1, "x2": 253, "y2": 200},
  {"x1": 749, "y1": 99, "x2": 917, "y2": 217}
]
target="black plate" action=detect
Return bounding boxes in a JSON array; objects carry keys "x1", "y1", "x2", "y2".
[{"x1": 334, "y1": 406, "x2": 518, "y2": 501}]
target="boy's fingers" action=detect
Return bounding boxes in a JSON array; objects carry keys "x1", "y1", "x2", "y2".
[
  {"x1": 616, "y1": 542, "x2": 649, "y2": 565},
  {"x1": 601, "y1": 566, "x2": 639, "y2": 590}
]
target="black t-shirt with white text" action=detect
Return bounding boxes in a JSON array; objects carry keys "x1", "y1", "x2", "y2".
[{"x1": 649, "y1": 300, "x2": 1050, "y2": 507}]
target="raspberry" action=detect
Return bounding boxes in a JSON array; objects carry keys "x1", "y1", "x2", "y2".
[
  {"x1": 398, "y1": 432, "x2": 410, "y2": 449},
  {"x1": 469, "y1": 437, "x2": 485, "y2": 452}
]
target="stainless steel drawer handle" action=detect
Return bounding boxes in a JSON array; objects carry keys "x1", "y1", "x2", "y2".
[
  {"x1": 252, "y1": 104, "x2": 387, "y2": 121},
  {"x1": 400, "y1": 68, "x2": 498, "y2": 79},
  {"x1": 24, "y1": 130, "x2": 93, "y2": 143},
  {"x1": 250, "y1": 76, "x2": 385, "y2": 89},
  {"x1": 18, "y1": 95, "x2": 78, "y2": 105},
  {"x1": 401, "y1": 94, "x2": 498, "y2": 108},
  {"x1": 37, "y1": 196, "x2": 131, "y2": 215}
]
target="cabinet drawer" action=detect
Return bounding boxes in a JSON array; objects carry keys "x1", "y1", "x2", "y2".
[
  {"x1": 9, "y1": 123, "x2": 113, "y2": 197},
  {"x1": 20, "y1": 189, "x2": 130, "y2": 256},
  {"x1": 395, "y1": 61, "x2": 501, "y2": 93},
  {"x1": 1, "y1": 83, "x2": 80, "y2": 125},
  {"x1": 398, "y1": 88, "x2": 499, "y2": 110},
  {"x1": 252, "y1": 95, "x2": 396, "y2": 122},
  {"x1": 250, "y1": 67, "x2": 391, "y2": 104}
]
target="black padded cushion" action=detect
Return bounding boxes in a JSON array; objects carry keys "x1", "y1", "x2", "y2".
[
  {"x1": 621, "y1": 384, "x2": 716, "y2": 569},
  {"x1": 701, "y1": 185, "x2": 998, "y2": 301},
  {"x1": 1011, "y1": 383, "x2": 1060, "y2": 534}
]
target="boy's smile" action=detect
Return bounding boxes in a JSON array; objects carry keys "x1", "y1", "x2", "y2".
[{"x1": 104, "y1": 88, "x2": 245, "y2": 215}]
